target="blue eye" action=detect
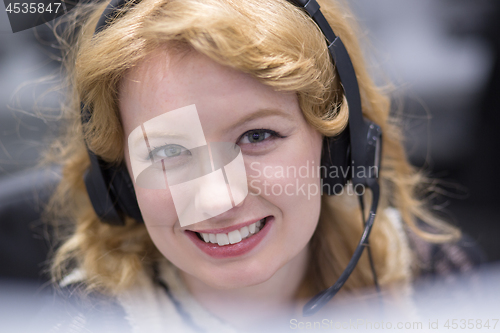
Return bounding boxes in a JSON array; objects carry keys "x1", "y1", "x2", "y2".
[
  {"x1": 238, "y1": 129, "x2": 283, "y2": 144},
  {"x1": 148, "y1": 144, "x2": 191, "y2": 160}
]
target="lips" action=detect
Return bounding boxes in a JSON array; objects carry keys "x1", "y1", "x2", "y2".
[
  {"x1": 196, "y1": 217, "x2": 267, "y2": 246},
  {"x1": 185, "y1": 216, "x2": 273, "y2": 258}
]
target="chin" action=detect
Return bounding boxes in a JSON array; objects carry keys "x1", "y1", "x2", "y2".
[{"x1": 196, "y1": 258, "x2": 280, "y2": 290}]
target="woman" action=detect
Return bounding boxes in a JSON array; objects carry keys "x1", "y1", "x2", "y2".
[{"x1": 43, "y1": 0, "x2": 474, "y2": 331}]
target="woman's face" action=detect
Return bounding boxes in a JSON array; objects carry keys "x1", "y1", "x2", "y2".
[{"x1": 119, "y1": 47, "x2": 323, "y2": 290}]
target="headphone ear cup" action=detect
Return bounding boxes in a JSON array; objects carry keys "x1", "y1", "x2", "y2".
[
  {"x1": 320, "y1": 128, "x2": 351, "y2": 195},
  {"x1": 109, "y1": 165, "x2": 143, "y2": 223},
  {"x1": 84, "y1": 152, "x2": 125, "y2": 225},
  {"x1": 84, "y1": 151, "x2": 143, "y2": 226}
]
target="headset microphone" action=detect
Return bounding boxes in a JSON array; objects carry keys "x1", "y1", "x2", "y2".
[{"x1": 84, "y1": 0, "x2": 383, "y2": 316}]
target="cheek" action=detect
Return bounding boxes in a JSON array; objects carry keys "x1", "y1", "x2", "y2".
[
  {"x1": 246, "y1": 126, "x2": 323, "y2": 200},
  {"x1": 135, "y1": 186, "x2": 198, "y2": 269},
  {"x1": 135, "y1": 187, "x2": 178, "y2": 227},
  {"x1": 134, "y1": 187, "x2": 184, "y2": 261},
  {"x1": 246, "y1": 136, "x2": 323, "y2": 247}
]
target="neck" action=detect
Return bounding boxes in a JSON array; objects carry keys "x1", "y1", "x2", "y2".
[{"x1": 181, "y1": 245, "x2": 310, "y2": 330}]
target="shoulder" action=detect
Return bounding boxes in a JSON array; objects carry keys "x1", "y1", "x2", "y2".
[
  {"x1": 404, "y1": 220, "x2": 486, "y2": 278},
  {"x1": 37, "y1": 264, "x2": 194, "y2": 333},
  {"x1": 36, "y1": 277, "x2": 132, "y2": 333},
  {"x1": 383, "y1": 207, "x2": 486, "y2": 278}
]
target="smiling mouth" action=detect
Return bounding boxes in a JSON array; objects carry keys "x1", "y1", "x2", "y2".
[{"x1": 194, "y1": 216, "x2": 269, "y2": 246}]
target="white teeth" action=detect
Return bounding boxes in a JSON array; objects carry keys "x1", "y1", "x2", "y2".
[
  {"x1": 228, "y1": 230, "x2": 242, "y2": 244},
  {"x1": 197, "y1": 217, "x2": 267, "y2": 246},
  {"x1": 209, "y1": 234, "x2": 217, "y2": 244},
  {"x1": 202, "y1": 233, "x2": 210, "y2": 243},
  {"x1": 240, "y1": 226, "x2": 249, "y2": 239},
  {"x1": 216, "y1": 233, "x2": 229, "y2": 246}
]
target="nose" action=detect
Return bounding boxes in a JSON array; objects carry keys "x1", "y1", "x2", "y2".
[
  {"x1": 168, "y1": 142, "x2": 249, "y2": 227},
  {"x1": 194, "y1": 170, "x2": 234, "y2": 220}
]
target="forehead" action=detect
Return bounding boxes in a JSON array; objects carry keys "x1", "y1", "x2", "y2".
[{"x1": 118, "y1": 47, "x2": 298, "y2": 135}]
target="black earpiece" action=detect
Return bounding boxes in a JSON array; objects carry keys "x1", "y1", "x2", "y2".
[
  {"x1": 82, "y1": 0, "x2": 383, "y2": 314},
  {"x1": 82, "y1": 100, "x2": 143, "y2": 225}
]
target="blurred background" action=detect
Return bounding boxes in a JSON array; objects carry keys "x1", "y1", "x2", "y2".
[{"x1": 0, "y1": 0, "x2": 498, "y2": 289}]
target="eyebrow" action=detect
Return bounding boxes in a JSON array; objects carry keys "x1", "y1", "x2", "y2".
[
  {"x1": 229, "y1": 108, "x2": 295, "y2": 129},
  {"x1": 132, "y1": 131, "x2": 188, "y2": 150}
]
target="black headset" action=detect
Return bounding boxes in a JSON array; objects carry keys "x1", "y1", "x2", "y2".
[{"x1": 82, "y1": 0, "x2": 382, "y2": 317}]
